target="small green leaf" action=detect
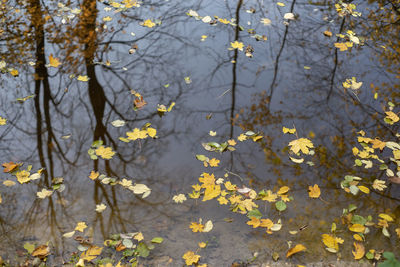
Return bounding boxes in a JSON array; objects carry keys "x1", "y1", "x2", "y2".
[
  {"x1": 151, "y1": 237, "x2": 164, "y2": 243},
  {"x1": 275, "y1": 200, "x2": 287, "y2": 211},
  {"x1": 247, "y1": 209, "x2": 263, "y2": 219},
  {"x1": 137, "y1": 242, "x2": 150, "y2": 257},
  {"x1": 24, "y1": 242, "x2": 35, "y2": 254},
  {"x1": 92, "y1": 140, "x2": 103, "y2": 147}
]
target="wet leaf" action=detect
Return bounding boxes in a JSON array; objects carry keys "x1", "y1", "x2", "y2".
[
  {"x1": 372, "y1": 179, "x2": 387, "y2": 191},
  {"x1": 48, "y1": 54, "x2": 61, "y2": 68},
  {"x1": 80, "y1": 245, "x2": 103, "y2": 261},
  {"x1": 288, "y1": 138, "x2": 314, "y2": 154},
  {"x1": 308, "y1": 184, "x2": 321, "y2": 198},
  {"x1": 95, "y1": 146, "x2": 115, "y2": 160},
  {"x1": 182, "y1": 250, "x2": 200, "y2": 266},
  {"x1": 142, "y1": 19, "x2": 156, "y2": 28},
  {"x1": 3, "y1": 180, "x2": 15, "y2": 186},
  {"x1": 24, "y1": 242, "x2": 35, "y2": 254},
  {"x1": 151, "y1": 237, "x2": 164, "y2": 243},
  {"x1": 203, "y1": 220, "x2": 213, "y2": 232},
  {"x1": 75, "y1": 222, "x2": 88, "y2": 232},
  {"x1": 32, "y1": 245, "x2": 50, "y2": 258},
  {"x1": 349, "y1": 224, "x2": 366, "y2": 233},
  {"x1": 77, "y1": 75, "x2": 89, "y2": 82},
  {"x1": 3, "y1": 162, "x2": 20, "y2": 173},
  {"x1": 95, "y1": 203, "x2": 107, "y2": 213},
  {"x1": 190, "y1": 222, "x2": 204, "y2": 232},
  {"x1": 37, "y1": 188, "x2": 53, "y2": 199},
  {"x1": 209, "y1": 158, "x2": 220, "y2": 167},
  {"x1": 0, "y1": 116, "x2": 6, "y2": 125},
  {"x1": 275, "y1": 200, "x2": 287, "y2": 211},
  {"x1": 352, "y1": 242, "x2": 365, "y2": 260},
  {"x1": 16, "y1": 170, "x2": 30, "y2": 184},
  {"x1": 230, "y1": 41, "x2": 244, "y2": 51},
  {"x1": 173, "y1": 194, "x2": 187, "y2": 203},
  {"x1": 286, "y1": 244, "x2": 306, "y2": 258},
  {"x1": 63, "y1": 231, "x2": 75, "y2": 238},
  {"x1": 89, "y1": 171, "x2": 99, "y2": 180},
  {"x1": 111, "y1": 120, "x2": 125, "y2": 127}
]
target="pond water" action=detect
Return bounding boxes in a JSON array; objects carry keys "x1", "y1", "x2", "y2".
[{"x1": 0, "y1": 0, "x2": 399, "y2": 266}]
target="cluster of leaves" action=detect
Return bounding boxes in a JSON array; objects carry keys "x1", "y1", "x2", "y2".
[
  {"x1": 88, "y1": 140, "x2": 116, "y2": 160},
  {"x1": 119, "y1": 123, "x2": 157, "y2": 143}
]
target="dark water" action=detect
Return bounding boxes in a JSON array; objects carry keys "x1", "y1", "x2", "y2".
[{"x1": 0, "y1": 0, "x2": 399, "y2": 265}]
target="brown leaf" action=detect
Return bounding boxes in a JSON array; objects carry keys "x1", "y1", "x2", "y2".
[
  {"x1": 2, "y1": 162, "x2": 20, "y2": 173},
  {"x1": 389, "y1": 177, "x2": 400, "y2": 184},
  {"x1": 134, "y1": 96, "x2": 147, "y2": 109},
  {"x1": 31, "y1": 245, "x2": 50, "y2": 258}
]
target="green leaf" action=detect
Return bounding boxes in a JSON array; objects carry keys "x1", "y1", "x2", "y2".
[
  {"x1": 136, "y1": 242, "x2": 150, "y2": 257},
  {"x1": 91, "y1": 140, "x2": 103, "y2": 147},
  {"x1": 122, "y1": 249, "x2": 135, "y2": 257},
  {"x1": 275, "y1": 200, "x2": 287, "y2": 211},
  {"x1": 24, "y1": 242, "x2": 35, "y2": 254},
  {"x1": 348, "y1": 204, "x2": 357, "y2": 212},
  {"x1": 365, "y1": 251, "x2": 374, "y2": 260},
  {"x1": 351, "y1": 215, "x2": 367, "y2": 225},
  {"x1": 196, "y1": 155, "x2": 208, "y2": 162},
  {"x1": 355, "y1": 159, "x2": 362, "y2": 166},
  {"x1": 378, "y1": 252, "x2": 400, "y2": 267},
  {"x1": 151, "y1": 237, "x2": 164, "y2": 243},
  {"x1": 247, "y1": 209, "x2": 263, "y2": 219},
  {"x1": 122, "y1": 238, "x2": 133, "y2": 248}
]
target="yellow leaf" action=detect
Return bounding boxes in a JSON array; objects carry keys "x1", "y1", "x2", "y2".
[
  {"x1": 379, "y1": 213, "x2": 394, "y2": 222},
  {"x1": 37, "y1": 189, "x2": 53, "y2": 199},
  {"x1": 126, "y1": 128, "x2": 148, "y2": 140},
  {"x1": 286, "y1": 244, "x2": 306, "y2": 258},
  {"x1": 260, "y1": 218, "x2": 274, "y2": 229},
  {"x1": 230, "y1": 41, "x2": 244, "y2": 51},
  {"x1": 277, "y1": 2, "x2": 285, "y2": 6},
  {"x1": 224, "y1": 181, "x2": 236, "y2": 191},
  {"x1": 198, "y1": 242, "x2": 207, "y2": 248},
  {"x1": 217, "y1": 196, "x2": 228, "y2": 205},
  {"x1": 228, "y1": 139, "x2": 237, "y2": 146},
  {"x1": 209, "y1": 158, "x2": 220, "y2": 167},
  {"x1": 334, "y1": 42, "x2": 348, "y2": 51},
  {"x1": 241, "y1": 198, "x2": 258, "y2": 211},
  {"x1": 371, "y1": 138, "x2": 386, "y2": 151},
  {"x1": 134, "y1": 232, "x2": 144, "y2": 241},
  {"x1": 147, "y1": 127, "x2": 157, "y2": 138},
  {"x1": 95, "y1": 146, "x2": 115, "y2": 159},
  {"x1": 218, "y1": 18, "x2": 230, "y2": 24},
  {"x1": 308, "y1": 184, "x2": 321, "y2": 198},
  {"x1": 262, "y1": 190, "x2": 278, "y2": 202},
  {"x1": 32, "y1": 245, "x2": 50, "y2": 258},
  {"x1": 203, "y1": 184, "x2": 221, "y2": 201},
  {"x1": 209, "y1": 130, "x2": 216, "y2": 136},
  {"x1": 349, "y1": 224, "x2": 365, "y2": 233},
  {"x1": 173, "y1": 193, "x2": 187, "y2": 203},
  {"x1": 352, "y1": 147, "x2": 359, "y2": 155},
  {"x1": 9, "y1": 68, "x2": 19, "y2": 76},
  {"x1": 237, "y1": 133, "x2": 247, "y2": 141},
  {"x1": 182, "y1": 251, "x2": 200, "y2": 266},
  {"x1": 3, "y1": 180, "x2": 15, "y2": 186},
  {"x1": 277, "y1": 186, "x2": 290, "y2": 195},
  {"x1": 142, "y1": 19, "x2": 156, "y2": 28},
  {"x1": 352, "y1": 242, "x2": 365, "y2": 260},
  {"x1": 16, "y1": 170, "x2": 30, "y2": 184},
  {"x1": 48, "y1": 54, "x2": 61, "y2": 68},
  {"x1": 358, "y1": 185, "x2": 370, "y2": 194},
  {"x1": 80, "y1": 245, "x2": 103, "y2": 261},
  {"x1": 102, "y1": 16, "x2": 112, "y2": 22},
  {"x1": 0, "y1": 116, "x2": 7, "y2": 125},
  {"x1": 385, "y1": 111, "x2": 399, "y2": 124},
  {"x1": 190, "y1": 222, "x2": 204, "y2": 232},
  {"x1": 288, "y1": 138, "x2": 314, "y2": 154},
  {"x1": 247, "y1": 217, "x2": 260, "y2": 228},
  {"x1": 372, "y1": 179, "x2": 387, "y2": 191},
  {"x1": 75, "y1": 222, "x2": 87, "y2": 232},
  {"x1": 77, "y1": 75, "x2": 89, "y2": 82},
  {"x1": 89, "y1": 171, "x2": 99, "y2": 180},
  {"x1": 282, "y1": 127, "x2": 296, "y2": 134},
  {"x1": 323, "y1": 30, "x2": 332, "y2": 37},
  {"x1": 395, "y1": 228, "x2": 400, "y2": 238},
  {"x1": 322, "y1": 234, "x2": 340, "y2": 251},
  {"x1": 353, "y1": 234, "x2": 363, "y2": 241}
]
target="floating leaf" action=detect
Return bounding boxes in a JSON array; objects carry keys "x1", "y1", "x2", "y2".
[
  {"x1": 151, "y1": 237, "x2": 164, "y2": 243},
  {"x1": 182, "y1": 251, "x2": 200, "y2": 266},
  {"x1": 286, "y1": 244, "x2": 306, "y2": 258},
  {"x1": 32, "y1": 245, "x2": 50, "y2": 258},
  {"x1": 288, "y1": 138, "x2": 314, "y2": 154},
  {"x1": 111, "y1": 120, "x2": 125, "y2": 127},
  {"x1": 95, "y1": 146, "x2": 115, "y2": 160},
  {"x1": 308, "y1": 184, "x2": 321, "y2": 198},
  {"x1": 172, "y1": 193, "x2": 187, "y2": 203},
  {"x1": 190, "y1": 222, "x2": 204, "y2": 232},
  {"x1": 142, "y1": 19, "x2": 156, "y2": 28},
  {"x1": 275, "y1": 200, "x2": 287, "y2": 211},
  {"x1": 63, "y1": 231, "x2": 75, "y2": 238},
  {"x1": 80, "y1": 245, "x2": 103, "y2": 261},
  {"x1": 24, "y1": 242, "x2": 35, "y2": 254},
  {"x1": 37, "y1": 188, "x2": 53, "y2": 199},
  {"x1": 203, "y1": 220, "x2": 213, "y2": 232},
  {"x1": 75, "y1": 222, "x2": 87, "y2": 232},
  {"x1": 352, "y1": 242, "x2": 365, "y2": 260},
  {"x1": 48, "y1": 54, "x2": 61, "y2": 68},
  {"x1": 95, "y1": 203, "x2": 107, "y2": 213},
  {"x1": 77, "y1": 75, "x2": 89, "y2": 82}
]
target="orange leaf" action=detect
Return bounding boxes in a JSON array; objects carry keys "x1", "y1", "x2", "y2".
[
  {"x1": 247, "y1": 217, "x2": 261, "y2": 228},
  {"x1": 286, "y1": 244, "x2": 306, "y2": 258},
  {"x1": 2, "y1": 162, "x2": 20, "y2": 173},
  {"x1": 352, "y1": 242, "x2": 365, "y2": 260},
  {"x1": 48, "y1": 53, "x2": 61, "y2": 68},
  {"x1": 308, "y1": 184, "x2": 321, "y2": 198}
]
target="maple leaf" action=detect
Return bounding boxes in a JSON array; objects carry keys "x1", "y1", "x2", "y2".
[
  {"x1": 32, "y1": 245, "x2": 50, "y2": 258},
  {"x1": 372, "y1": 179, "x2": 387, "y2": 191},
  {"x1": 230, "y1": 41, "x2": 244, "y2": 51},
  {"x1": 247, "y1": 217, "x2": 260, "y2": 228},
  {"x1": 173, "y1": 193, "x2": 187, "y2": 203},
  {"x1": 352, "y1": 242, "x2": 365, "y2": 260},
  {"x1": 126, "y1": 128, "x2": 148, "y2": 140},
  {"x1": 385, "y1": 111, "x2": 399, "y2": 124},
  {"x1": 95, "y1": 203, "x2": 107, "y2": 213},
  {"x1": 80, "y1": 246, "x2": 103, "y2": 261},
  {"x1": 218, "y1": 18, "x2": 230, "y2": 24},
  {"x1": 0, "y1": 116, "x2": 6, "y2": 125},
  {"x1": 48, "y1": 54, "x2": 61, "y2": 68},
  {"x1": 189, "y1": 222, "x2": 204, "y2": 232},
  {"x1": 227, "y1": 139, "x2": 237, "y2": 146},
  {"x1": 95, "y1": 146, "x2": 115, "y2": 159},
  {"x1": 286, "y1": 244, "x2": 306, "y2": 258},
  {"x1": 37, "y1": 189, "x2": 53, "y2": 199},
  {"x1": 209, "y1": 158, "x2": 220, "y2": 167},
  {"x1": 262, "y1": 190, "x2": 278, "y2": 202},
  {"x1": 203, "y1": 184, "x2": 221, "y2": 201},
  {"x1": 16, "y1": 170, "x2": 30, "y2": 184},
  {"x1": 224, "y1": 181, "x2": 236, "y2": 191},
  {"x1": 192, "y1": 184, "x2": 201, "y2": 191},
  {"x1": 198, "y1": 242, "x2": 206, "y2": 248},
  {"x1": 371, "y1": 138, "x2": 386, "y2": 150},
  {"x1": 217, "y1": 196, "x2": 228, "y2": 205},
  {"x1": 147, "y1": 127, "x2": 157, "y2": 138},
  {"x1": 322, "y1": 234, "x2": 342, "y2": 252},
  {"x1": 88, "y1": 171, "x2": 99, "y2": 180},
  {"x1": 260, "y1": 219, "x2": 274, "y2": 229},
  {"x1": 182, "y1": 251, "x2": 200, "y2": 266},
  {"x1": 119, "y1": 178, "x2": 132, "y2": 187},
  {"x1": 142, "y1": 19, "x2": 156, "y2": 28},
  {"x1": 288, "y1": 138, "x2": 314, "y2": 154},
  {"x1": 282, "y1": 127, "x2": 296, "y2": 134},
  {"x1": 134, "y1": 232, "x2": 144, "y2": 241},
  {"x1": 199, "y1": 172, "x2": 215, "y2": 188},
  {"x1": 75, "y1": 222, "x2": 87, "y2": 232},
  {"x1": 308, "y1": 184, "x2": 321, "y2": 198},
  {"x1": 237, "y1": 134, "x2": 247, "y2": 141},
  {"x1": 241, "y1": 199, "x2": 258, "y2": 211}
]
